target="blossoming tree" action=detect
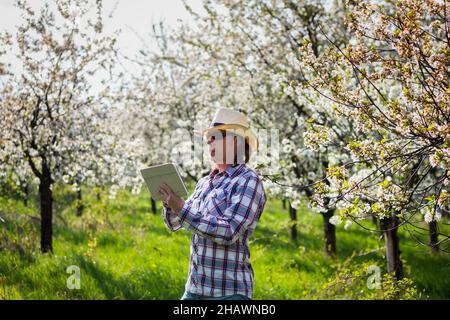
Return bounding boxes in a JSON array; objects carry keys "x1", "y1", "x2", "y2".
[
  {"x1": 177, "y1": 0, "x2": 354, "y2": 256},
  {"x1": 298, "y1": 0, "x2": 450, "y2": 277},
  {"x1": 0, "y1": 0, "x2": 117, "y2": 253}
]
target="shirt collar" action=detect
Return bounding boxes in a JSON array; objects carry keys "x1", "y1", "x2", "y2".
[{"x1": 209, "y1": 163, "x2": 245, "y2": 179}]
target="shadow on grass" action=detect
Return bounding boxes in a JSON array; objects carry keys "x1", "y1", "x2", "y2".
[
  {"x1": 401, "y1": 250, "x2": 450, "y2": 299},
  {"x1": 95, "y1": 232, "x2": 136, "y2": 250},
  {"x1": 73, "y1": 254, "x2": 184, "y2": 299},
  {"x1": 253, "y1": 223, "x2": 326, "y2": 253},
  {"x1": 54, "y1": 225, "x2": 90, "y2": 245},
  {"x1": 0, "y1": 249, "x2": 185, "y2": 299}
]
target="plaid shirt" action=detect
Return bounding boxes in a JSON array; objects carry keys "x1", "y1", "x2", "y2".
[{"x1": 162, "y1": 164, "x2": 266, "y2": 299}]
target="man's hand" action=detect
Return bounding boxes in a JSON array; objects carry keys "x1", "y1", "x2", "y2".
[{"x1": 158, "y1": 183, "x2": 185, "y2": 215}]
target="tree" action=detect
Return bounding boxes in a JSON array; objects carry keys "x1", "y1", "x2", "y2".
[
  {"x1": 298, "y1": 0, "x2": 450, "y2": 276},
  {"x1": 114, "y1": 20, "x2": 232, "y2": 201},
  {"x1": 0, "y1": 0, "x2": 117, "y2": 253},
  {"x1": 177, "y1": 0, "x2": 353, "y2": 255}
]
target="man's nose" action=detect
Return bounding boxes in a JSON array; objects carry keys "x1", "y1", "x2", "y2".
[{"x1": 207, "y1": 136, "x2": 215, "y2": 145}]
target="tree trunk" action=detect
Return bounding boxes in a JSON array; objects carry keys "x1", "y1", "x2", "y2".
[
  {"x1": 151, "y1": 197, "x2": 157, "y2": 215},
  {"x1": 39, "y1": 164, "x2": 53, "y2": 253},
  {"x1": 429, "y1": 220, "x2": 439, "y2": 254},
  {"x1": 22, "y1": 183, "x2": 29, "y2": 206},
  {"x1": 76, "y1": 188, "x2": 84, "y2": 217},
  {"x1": 282, "y1": 198, "x2": 286, "y2": 210},
  {"x1": 322, "y1": 209, "x2": 336, "y2": 256},
  {"x1": 319, "y1": 158, "x2": 336, "y2": 256},
  {"x1": 380, "y1": 215, "x2": 403, "y2": 280},
  {"x1": 288, "y1": 203, "x2": 297, "y2": 242}
]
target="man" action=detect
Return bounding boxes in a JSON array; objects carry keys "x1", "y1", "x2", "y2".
[{"x1": 158, "y1": 107, "x2": 266, "y2": 300}]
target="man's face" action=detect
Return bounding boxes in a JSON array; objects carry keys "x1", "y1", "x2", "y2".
[{"x1": 206, "y1": 129, "x2": 239, "y2": 164}]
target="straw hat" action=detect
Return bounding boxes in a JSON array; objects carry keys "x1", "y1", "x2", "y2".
[{"x1": 195, "y1": 108, "x2": 259, "y2": 152}]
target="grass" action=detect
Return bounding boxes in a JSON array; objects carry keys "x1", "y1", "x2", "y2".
[{"x1": 0, "y1": 183, "x2": 449, "y2": 300}]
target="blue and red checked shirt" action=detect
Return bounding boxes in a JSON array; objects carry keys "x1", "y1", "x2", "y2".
[{"x1": 162, "y1": 164, "x2": 266, "y2": 299}]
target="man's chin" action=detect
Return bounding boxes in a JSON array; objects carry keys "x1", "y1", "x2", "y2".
[{"x1": 210, "y1": 153, "x2": 234, "y2": 165}]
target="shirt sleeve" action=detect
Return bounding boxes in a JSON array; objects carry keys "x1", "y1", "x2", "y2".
[
  {"x1": 162, "y1": 205, "x2": 183, "y2": 232},
  {"x1": 161, "y1": 177, "x2": 205, "y2": 232},
  {"x1": 178, "y1": 174, "x2": 266, "y2": 245}
]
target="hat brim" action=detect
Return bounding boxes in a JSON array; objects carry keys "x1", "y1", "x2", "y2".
[{"x1": 193, "y1": 124, "x2": 259, "y2": 152}]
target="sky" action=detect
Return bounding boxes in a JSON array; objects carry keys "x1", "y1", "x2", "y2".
[
  {"x1": 0, "y1": 0, "x2": 205, "y2": 84},
  {"x1": 0, "y1": 0, "x2": 204, "y2": 52}
]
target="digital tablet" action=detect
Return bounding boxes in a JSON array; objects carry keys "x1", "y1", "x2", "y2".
[{"x1": 140, "y1": 163, "x2": 188, "y2": 201}]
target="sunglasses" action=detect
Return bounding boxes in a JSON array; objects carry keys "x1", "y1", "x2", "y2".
[{"x1": 206, "y1": 129, "x2": 227, "y2": 141}]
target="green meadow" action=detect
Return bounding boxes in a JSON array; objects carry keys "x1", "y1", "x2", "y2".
[{"x1": 0, "y1": 184, "x2": 449, "y2": 300}]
